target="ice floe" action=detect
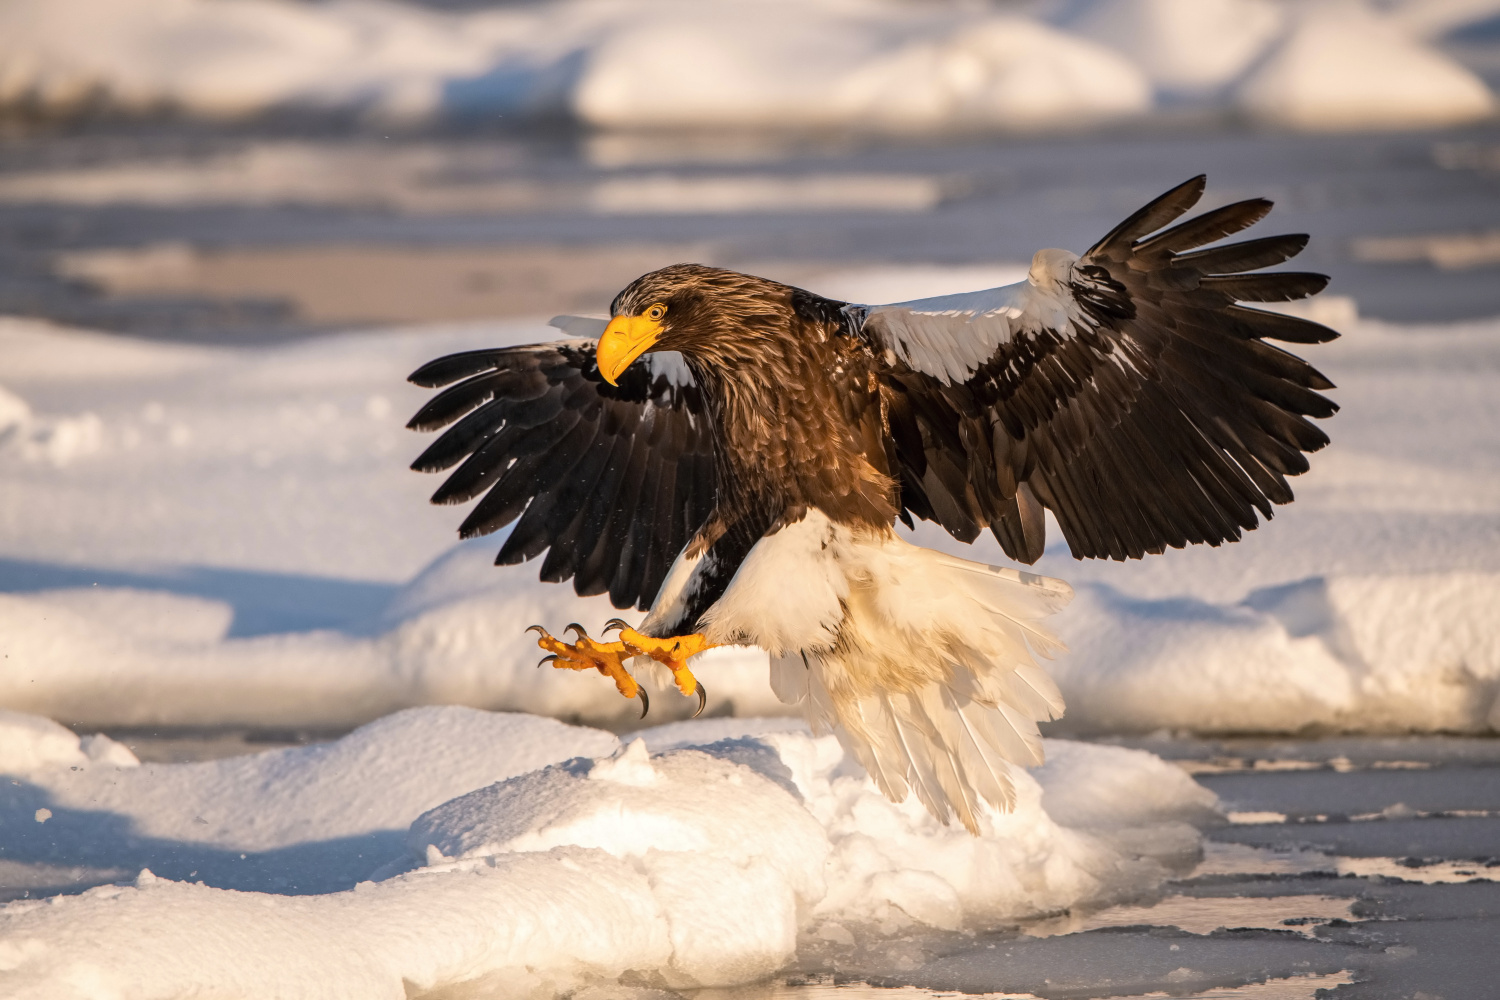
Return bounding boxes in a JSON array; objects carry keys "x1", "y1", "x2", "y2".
[
  {"x1": 0, "y1": 708, "x2": 1217, "y2": 997},
  {"x1": 1066, "y1": 0, "x2": 1286, "y2": 98},
  {"x1": 1235, "y1": 1, "x2": 1496, "y2": 129},
  {"x1": 0, "y1": 0, "x2": 1492, "y2": 131}
]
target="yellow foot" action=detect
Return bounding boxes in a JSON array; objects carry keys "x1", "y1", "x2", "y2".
[
  {"x1": 526, "y1": 621, "x2": 718, "y2": 719},
  {"x1": 604, "y1": 618, "x2": 717, "y2": 718},
  {"x1": 527, "y1": 623, "x2": 649, "y2": 718}
]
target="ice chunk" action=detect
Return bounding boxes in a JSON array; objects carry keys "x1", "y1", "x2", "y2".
[
  {"x1": 575, "y1": 10, "x2": 1149, "y2": 130},
  {"x1": 0, "y1": 0, "x2": 1150, "y2": 131},
  {"x1": 0, "y1": 386, "x2": 31, "y2": 439},
  {"x1": 1236, "y1": 2, "x2": 1495, "y2": 129},
  {"x1": 1049, "y1": 571, "x2": 1500, "y2": 736},
  {"x1": 11, "y1": 706, "x2": 618, "y2": 857},
  {"x1": 0, "y1": 711, "x2": 92, "y2": 773},
  {"x1": 1067, "y1": 0, "x2": 1285, "y2": 96},
  {"x1": 0, "y1": 712, "x2": 1226, "y2": 997},
  {"x1": 0, "y1": 710, "x2": 138, "y2": 774}
]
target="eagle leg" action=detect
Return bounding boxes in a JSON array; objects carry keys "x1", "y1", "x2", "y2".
[
  {"x1": 526, "y1": 624, "x2": 649, "y2": 717},
  {"x1": 605, "y1": 623, "x2": 715, "y2": 717}
]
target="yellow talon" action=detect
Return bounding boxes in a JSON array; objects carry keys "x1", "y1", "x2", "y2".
[
  {"x1": 527, "y1": 623, "x2": 642, "y2": 706},
  {"x1": 616, "y1": 626, "x2": 716, "y2": 699},
  {"x1": 530, "y1": 622, "x2": 717, "y2": 717}
]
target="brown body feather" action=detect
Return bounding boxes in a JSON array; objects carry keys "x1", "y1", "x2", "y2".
[{"x1": 409, "y1": 175, "x2": 1338, "y2": 624}]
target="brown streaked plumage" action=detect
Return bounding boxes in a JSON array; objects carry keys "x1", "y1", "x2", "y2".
[{"x1": 408, "y1": 176, "x2": 1339, "y2": 832}]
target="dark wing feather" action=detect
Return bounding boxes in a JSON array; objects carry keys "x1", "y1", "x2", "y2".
[
  {"x1": 407, "y1": 341, "x2": 714, "y2": 609},
  {"x1": 862, "y1": 177, "x2": 1339, "y2": 563}
]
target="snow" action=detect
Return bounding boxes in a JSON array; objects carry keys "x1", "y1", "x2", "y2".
[
  {"x1": 0, "y1": 711, "x2": 138, "y2": 773},
  {"x1": 1235, "y1": 2, "x2": 1496, "y2": 130},
  {"x1": 0, "y1": 544, "x2": 783, "y2": 730},
  {"x1": 0, "y1": 708, "x2": 1216, "y2": 996},
  {"x1": 0, "y1": 0, "x2": 1492, "y2": 132},
  {"x1": 1067, "y1": 0, "x2": 1286, "y2": 98},
  {"x1": 573, "y1": 9, "x2": 1150, "y2": 131}
]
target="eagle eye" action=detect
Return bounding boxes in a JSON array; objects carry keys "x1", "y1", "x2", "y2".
[{"x1": 646, "y1": 303, "x2": 667, "y2": 321}]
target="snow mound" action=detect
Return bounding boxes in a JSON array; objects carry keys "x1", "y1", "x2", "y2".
[
  {"x1": 1053, "y1": 572, "x2": 1500, "y2": 736},
  {"x1": 0, "y1": 0, "x2": 1150, "y2": 131},
  {"x1": 0, "y1": 710, "x2": 137, "y2": 773},
  {"x1": 1235, "y1": 2, "x2": 1495, "y2": 129},
  {"x1": 0, "y1": 541, "x2": 783, "y2": 730},
  {"x1": 0, "y1": 387, "x2": 30, "y2": 439},
  {"x1": 413, "y1": 738, "x2": 827, "y2": 986},
  {"x1": 411, "y1": 728, "x2": 1215, "y2": 949},
  {"x1": 1068, "y1": 0, "x2": 1285, "y2": 97},
  {"x1": 0, "y1": 384, "x2": 103, "y2": 468},
  {"x1": 575, "y1": 10, "x2": 1149, "y2": 130},
  {"x1": 0, "y1": 712, "x2": 1218, "y2": 997},
  {"x1": 1, "y1": 706, "x2": 618, "y2": 894},
  {"x1": 7, "y1": 0, "x2": 1488, "y2": 132}
]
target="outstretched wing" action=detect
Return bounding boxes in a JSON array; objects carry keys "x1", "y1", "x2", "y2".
[
  {"x1": 407, "y1": 329, "x2": 715, "y2": 609},
  {"x1": 854, "y1": 175, "x2": 1339, "y2": 563}
]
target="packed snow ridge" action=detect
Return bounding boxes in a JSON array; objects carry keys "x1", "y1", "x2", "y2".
[
  {"x1": 0, "y1": 707, "x2": 1217, "y2": 998},
  {"x1": 0, "y1": 0, "x2": 1492, "y2": 132}
]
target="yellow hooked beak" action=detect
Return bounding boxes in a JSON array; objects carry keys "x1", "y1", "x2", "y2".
[{"x1": 597, "y1": 312, "x2": 664, "y2": 386}]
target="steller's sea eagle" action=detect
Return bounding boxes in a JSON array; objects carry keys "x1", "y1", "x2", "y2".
[{"x1": 407, "y1": 176, "x2": 1337, "y2": 832}]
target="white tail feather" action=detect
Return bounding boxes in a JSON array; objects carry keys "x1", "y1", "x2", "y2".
[{"x1": 707, "y1": 509, "x2": 1071, "y2": 833}]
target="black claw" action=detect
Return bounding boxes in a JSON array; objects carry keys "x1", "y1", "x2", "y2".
[
  {"x1": 537, "y1": 654, "x2": 558, "y2": 669},
  {"x1": 526, "y1": 625, "x2": 547, "y2": 637},
  {"x1": 693, "y1": 681, "x2": 708, "y2": 719},
  {"x1": 603, "y1": 618, "x2": 630, "y2": 635},
  {"x1": 564, "y1": 622, "x2": 588, "y2": 640},
  {"x1": 637, "y1": 687, "x2": 650, "y2": 719}
]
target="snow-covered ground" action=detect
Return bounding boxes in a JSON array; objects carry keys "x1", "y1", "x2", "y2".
[
  {"x1": 0, "y1": 0, "x2": 1494, "y2": 132},
  {"x1": 1, "y1": 291, "x2": 1497, "y2": 736},
  {"x1": 0, "y1": 707, "x2": 1216, "y2": 997}
]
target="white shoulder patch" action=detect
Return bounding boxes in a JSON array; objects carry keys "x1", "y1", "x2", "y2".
[
  {"x1": 852, "y1": 249, "x2": 1084, "y2": 384},
  {"x1": 646, "y1": 351, "x2": 695, "y2": 389},
  {"x1": 547, "y1": 315, "x2": 610, "y2": 338}
]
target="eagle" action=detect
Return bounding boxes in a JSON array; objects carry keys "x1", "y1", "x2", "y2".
[{"x1": 407, "y1": 176, "x2": 1337, "y2": 833}]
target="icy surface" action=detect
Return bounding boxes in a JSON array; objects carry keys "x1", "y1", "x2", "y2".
[
  {"x1": 0, "y1": 709, "x2": 1217, "y2": 997},
  {"x1": 0, "y1": 0, "x2": 1492, "y2": 131}
]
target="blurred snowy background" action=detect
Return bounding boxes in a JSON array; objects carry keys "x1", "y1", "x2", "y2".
[
  {"x1": 0, "y1": 0, "x2": 1496, "y2": 131},
  {"x1": 3, "y1": 1, "x2": 1500, "y2": 998}
]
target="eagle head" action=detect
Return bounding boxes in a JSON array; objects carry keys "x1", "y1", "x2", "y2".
[{"x1": 596, "y1": 263, "x2": 779, "y2": 385}]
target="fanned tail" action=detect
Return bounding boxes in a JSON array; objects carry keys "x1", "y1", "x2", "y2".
[{"x1": 769, "y1": 532, "x2": 1072, "y2": 834}]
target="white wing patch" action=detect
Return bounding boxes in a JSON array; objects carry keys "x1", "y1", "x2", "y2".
[
  {"x1": 645, "y1": 351, "x2": 694, "y2": 390},
  {"x1": 547, "y1": 315, "x2": 609, "y2": 338},
  {"x1": 640, "y1": 545, "x2": 708, "y2": 637},
  {"x1": 852, "y1": 248, "x2": 1086, "y2": 384}
]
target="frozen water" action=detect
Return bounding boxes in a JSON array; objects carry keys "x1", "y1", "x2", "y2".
[{"x1": 0, "y1": 0, "x2": 1493, "y2": 131}]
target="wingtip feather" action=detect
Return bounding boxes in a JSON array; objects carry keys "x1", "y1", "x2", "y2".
[{"x1": 1086, "y1": 175, "x2": 1208, "y2": 258}]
